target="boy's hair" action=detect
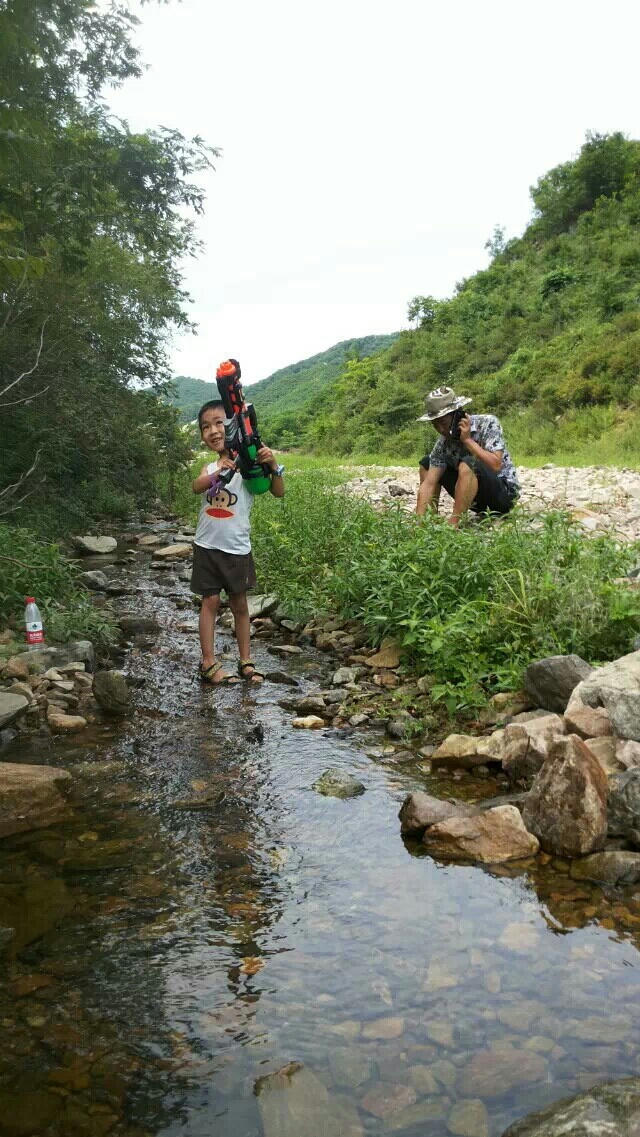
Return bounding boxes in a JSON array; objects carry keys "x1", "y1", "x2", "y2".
[{"x1": 198, "y1": 400, "x2": 225, "y2": 431}]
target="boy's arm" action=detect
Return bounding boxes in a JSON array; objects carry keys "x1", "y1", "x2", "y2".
[
  {"x1": 192, "y1": 463, "x2": 212, "y2": 495},
  {"x1": 257, "y1": 446, "x2": 285, "y2": 498}
]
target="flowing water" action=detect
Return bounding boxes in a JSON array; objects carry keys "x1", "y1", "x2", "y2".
[{"x1": 2, "y1": 541, "x2": 640, "y2": 1137}]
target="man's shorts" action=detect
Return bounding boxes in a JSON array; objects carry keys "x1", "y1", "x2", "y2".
[
  {"x1": 420, "y1": 455, "x2": 517, "y2": 515},
  {"x1": 190, "y1": 544, "x2": 257, "y2": 597}
]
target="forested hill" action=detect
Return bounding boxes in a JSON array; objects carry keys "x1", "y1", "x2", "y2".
[
  {"x1": 298, "y1": 133, "x2": 640, "y2": 464},
  {"x1": 168, "y1": 334, "x2": 398, "y2": 431}
]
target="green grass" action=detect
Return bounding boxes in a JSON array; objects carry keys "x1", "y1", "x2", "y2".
[
  {"x1": 0, "y1": 524, "x2": 117, "y2": 646},
  {"x1": 249, "y1": 471, "x2": 640, "y2": 712}
]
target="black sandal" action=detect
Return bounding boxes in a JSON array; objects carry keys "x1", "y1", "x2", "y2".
[
  {"x1": 199, "y1": 660, "x2": 239, "y2": 686},
  {"x1": 238, "y1": 659, "x2": 265, "y2": 683}
]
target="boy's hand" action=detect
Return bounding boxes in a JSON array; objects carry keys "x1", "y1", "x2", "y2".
[
  {"x1": 218, "y1": 456, "x2": 237, "y2": 471},
  {"x1": 257, "y1": 446, "x2": 278, "y2": 471}
]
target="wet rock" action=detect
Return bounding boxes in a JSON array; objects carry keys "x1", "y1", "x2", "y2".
[
  {"x1": 607, "y1": 768, "x2": 640, "y2": 841},
  {"x1": 73, "y1": 534, "x2": 117, "y2": 555},
  {"x1": 137, "y1": 533, "x2": 164, "y2": 546},
  {"x1": 312, "y1": 768, "x2": 365, "y2": 798},
  {"x1": 60, "y1": 838, "x2": 133, "y2": 872},
  {"x1": 0, "y1": 1085, "x2": 62, "y2": 1134},
  {"x1": 569, "y1": 850, "x2": 640, "y2": 885},
  {"x1": 265, "y1": 670, "x2": 300, "y2": 687},
  {"x1": 293, "y1": 715, "x2": 325, "y2": 729},
  {"x1": 295, "y1": 695, "x2": 327, "y2": 714},
  {"x1": 386, "y1": 716, "x2": 411, "y2": 740},
  {"x1": 118, "y1": 614, "x2": 160, "y2": 638},
  {"x1": 0, "y1": 761, "x2": 72, "y2": 838},
  {"x1": 47, "y1": 709, "x2": 87, "y2": 732},
  {"x1": 524, "y1": 655, "x2": 593, "y2": 713},
  {"x1": 502, "y1": 714, "x2": 566, "y2": 786},
  {"x1": 459, "y1": 1042, "x2": 547, "y2": 1098},
  {"x1": 399, "y1": 791, "x2": 475, "y2": 837},
  {"x1": 270, "y1": 644, "x2": 303, "y2": 656},
  {"x1": 0, "y1": 876, "x2": 74, "y2": 953},
  {"x1": 361, "y1": 1082, "x2": 416, "y2": 1119},
  {"x1": 431, "y1": 734, "x2": 485, "y2": 770},
  {"x1": 78, "y1": 569, "x2": 109, "y2": 589},
  {"x1": 448, "y1": 1098, "x2": 490, "y2": 1137},
  {"x1": 349, "y1": 713, "x2": 369, "y2": 727},
  {"x1": 328, "y1": 1047, "x2": 374, "y2": 1088},
  {"x1": 574, "y1": 649, "x2": 640, "y2": 741},
  {"x1": 9, "y1": 641, "x2": 95, "y2": 674},
  {"x1": 422, "y1": 804, "x2": 539, "y2": 864},
  {"x1": 564, "y1": 701, "x2": 612, "y2": 739},
  {"x1": 92, "y1": 670, "x2": 130, "y2": 715},
  {"x1": 365, "y1": 639, "x2": 401, "y2": 670},
  {"x1": 522, "y1": 735, "x2": 607, "y2": 857},
  {"x1": 256, "y1": 1064, "x2": 362, "y2": 1137},
  {"x1": 500, "y1": 1076, "x2": 640, "y2": 1136},
  {"x1": 0, "y1": 691, "x2": 29, "y2": 728},
  {"x1": 153, "y1": 542, "x2": 192, "y2": 558}
]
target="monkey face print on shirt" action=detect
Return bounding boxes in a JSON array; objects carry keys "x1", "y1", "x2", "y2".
[{"x1": 205, "y1": 486, "x2": 238, "y2": 519}]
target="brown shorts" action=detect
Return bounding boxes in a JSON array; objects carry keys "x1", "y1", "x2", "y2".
[{"x1": 190, "y1": 544, "x2": 257, "y2": 597}]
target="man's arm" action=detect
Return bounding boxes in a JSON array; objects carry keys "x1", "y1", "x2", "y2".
[
  {"x1": 416, "y1": 464, "x2": 444, "y2": 515},
  {"x1": 459, "y1": 416, "x2": 503, "y2": 474},
  {"x1": 257, "y1": 446, "x2": 285, "y2": 498}
]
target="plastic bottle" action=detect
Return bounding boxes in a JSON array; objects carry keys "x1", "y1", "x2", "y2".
[{"x1": 24, "y1": 597, "x2": 45, "y2": 650}]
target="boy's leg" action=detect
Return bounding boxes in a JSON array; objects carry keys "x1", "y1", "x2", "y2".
[
  {"x1": 199, "y1": 592, "x2": 222, "y2": 672},
  {"x1": 229, "y1": 591, "x2": 262, "y2": 681}
]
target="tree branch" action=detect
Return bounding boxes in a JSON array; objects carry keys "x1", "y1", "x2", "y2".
[{"x1": 0, "y1": 317, "x2": 49, "y2": 401}]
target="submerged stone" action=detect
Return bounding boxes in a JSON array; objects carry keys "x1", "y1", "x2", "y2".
[
  {"x1": 500, "y1": 1075, "x2": 640, "y2": 1135},
  {"x1": 311, "y1": 768, "x2": 365, "y2": 798}
]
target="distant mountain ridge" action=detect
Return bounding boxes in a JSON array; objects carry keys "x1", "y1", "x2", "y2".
[{"x1": 167, "y1": 334, "x2": 399, "y2": 428}]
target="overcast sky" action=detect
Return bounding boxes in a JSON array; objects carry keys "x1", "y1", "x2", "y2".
[{"x1": 109, "y1": 0, "x2": 640, "y2": 386}]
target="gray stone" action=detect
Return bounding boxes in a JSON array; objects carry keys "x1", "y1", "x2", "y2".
[
  {"x1": 524, "y1": 655, "x2": 593, "y2": 713},
  {"x1": 332, "y1": 667, "x2": 359, "y2": 686},
  {"x1": 73, "y1": 534, "x2": 117, "y2": 555},
  {"x1": 502, "y1": 714, "x2": 566, "y2": 786},
  {"x1": 448, "y1": 1099, "x2": 490, "y2": 1137},
  {"x1": 569, "y1": 850, "x2": 640, "y2": 885},
  {"x1": 264, "y1": 670, "x2": 300, "y2": 687},
  {"x1": 328, "y1": 1047, "x2": 374, "y2": 1088},
  {"x1": 0, "y1": 692, "x2": 29, "y2": 729},
  {"x1": 312, "y1": 768, "x2": 365, "y2": 799},
  {"x1": 0, "y1": 761, "x2": 72, "y2": 838},
  {"x1": 616, "y1": 739, "x2": 640, "y2": 769},
  {"x1": 118, "y1": 615, "x2": 161, "y2": 639},
  {"x1": 500, "y1": 1076, "x2": 640, "y2": 1136},
  {"x1": 256, "y1": 1063, "x2": 362, "y2": 1137},
  {"x1": 398, "y1": 791, "x2": 475, "y2": 837},
  {"x1": 607, "y1": 769, "x2": 640, "y2": 840},
  {"x1": 574, "y1": 649, "x2": 640, "y2": 741},
  {"x1": 78, "y1": 569, "x2": 109, "y2": 589},
  {"x1": 92, "y1": 670, "x2": 130, "y2": 715},
  {"x1": 8, "y1": 641, "x2": 95, "y2": 675},
  {"x1": 295, "y1": 695, "x2": 327, "y2": 715},
  {"x1": 247, "y1": 594, "x2": 279, "y2": 619},
  {"x1": 522, "y1": 735, "x2": 607, "y2": 857}
]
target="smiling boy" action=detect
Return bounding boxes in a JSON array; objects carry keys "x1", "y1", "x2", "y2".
[{"x1": 191, "y1": 400, "x2": 284, "y2": 684}]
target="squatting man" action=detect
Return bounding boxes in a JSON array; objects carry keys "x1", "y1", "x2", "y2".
[{"x1": 415, "y1": 387, "x2": 520, "y2": 526}]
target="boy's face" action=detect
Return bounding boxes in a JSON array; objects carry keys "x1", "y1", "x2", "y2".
[{"x1": 200, "y1": 407, "x2": 226, "y2": 454}]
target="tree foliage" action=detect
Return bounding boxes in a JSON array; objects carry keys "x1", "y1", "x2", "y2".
[{"x1": 0, "y1": 0, "x2": 217, "y2": 533}]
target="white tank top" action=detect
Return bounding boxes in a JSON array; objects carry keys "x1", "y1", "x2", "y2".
[{"x1": 194, "y1": 462, "x2": 253, "y2": 555}]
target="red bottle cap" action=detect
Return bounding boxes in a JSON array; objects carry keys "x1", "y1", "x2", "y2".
[{"x1": 25, "y1": 597, "x2": 35, "y2": 604}]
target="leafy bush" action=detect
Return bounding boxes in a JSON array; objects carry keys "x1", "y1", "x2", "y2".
[
  {"x1": 252, "y1": 474, "x2": 640, "y2": 712},
  {"x1": 0, "y1": 524, "x2": 116, "y2": 646}
]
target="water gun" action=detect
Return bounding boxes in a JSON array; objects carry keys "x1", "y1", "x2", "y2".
[{"x1": 214, "y1": 359, "x2": 272, "y2": 495}]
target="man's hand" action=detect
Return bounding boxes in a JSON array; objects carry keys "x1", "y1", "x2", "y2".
[
  {"x1": 458, "y1": 414, "x2": 472, "y2": 444},
  {"x1": 257, "y1": 445, "x2": 278, "y2": 471}
]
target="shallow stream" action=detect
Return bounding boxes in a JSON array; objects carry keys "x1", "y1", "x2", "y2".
[{"x1": 2, "y1": 539, "x2": 640, "y2": 1137}]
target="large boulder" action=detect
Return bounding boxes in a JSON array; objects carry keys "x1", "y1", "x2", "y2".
[
  {"x1": 0, "y1": 692, "x2": 29, "y2": 729},
  {"x1": 73, "y1": 535, "x2": 117, "y2": 555},
  {"x1": 563, "y1": 699, "x2": 612, "y2": 740},
  {"x1": 524, "y1": 655, "x2": 593, "y2": 713},
  {"x1": 607, "y1": 769, "x2": 640, "y2": 843},
  {"x1": 522, "y1": 735, "x2": 607, "y2": 857},
  {"x1": 500, "y1": 1076, "x2": 640, "y2": 1136},
  {"x1": 398, "y1": 792, "x2": 475, "y2": 837},
  {"x1": 431, "y1": 734, "x2": 486, "y2": 771},
  {"x1": 502, "y1": 714, "x2": 566, "y2": 786},
  {"x1": 6, "y1": 641, "x2": 95, "y2": 674},
  {"x1": 92, "y1": 670, "x2": 130, "y2": 715},
  {"x1": 0, "y1": 762, "x2": 72, "y2": 838},
  {"x1": 78, "y1": 569, "x2": 109, "y2": 589},
  {"x1": 573, "y1": 649, "x2": 640, "y2": 741},
  {"x1": 247, "y1": 594, "x2": 279, "y2": 619},
  {"x1": 422, "y1": 804, "x2": 539, "y2": 864}
]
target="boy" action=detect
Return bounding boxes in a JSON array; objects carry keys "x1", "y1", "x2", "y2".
[{"x1": 191, "y1": 400, "x2": 285, "y2": 684}]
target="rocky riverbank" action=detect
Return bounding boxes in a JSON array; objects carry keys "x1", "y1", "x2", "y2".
[{"x1": 344, "y1": 462, "x2": 640, "y2": 539}]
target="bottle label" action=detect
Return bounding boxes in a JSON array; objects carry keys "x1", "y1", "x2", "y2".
[{"x1": 26, "y1": 624, "x2": 44, "y2": 645}]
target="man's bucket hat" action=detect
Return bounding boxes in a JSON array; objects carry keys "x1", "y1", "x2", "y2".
[{"x1": 417, "y1": 386, "x2": 472, "y2": 422}]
